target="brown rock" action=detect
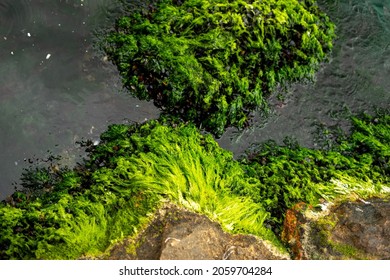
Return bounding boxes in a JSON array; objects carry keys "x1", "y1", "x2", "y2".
[
  {"x1": 106, "y1": 204, "x2": 289, "y2": 260},
  {"x1": 282, "y1": 198, "x2": 390, "y2": 260},
  {"x1": 330, "y1": 198, "x2": 390, "y2": 259}
]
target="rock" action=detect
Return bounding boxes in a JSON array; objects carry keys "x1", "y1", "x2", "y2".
[
  {"x1": 106, "y1": 204, "x2": 289, "y2": 260},
  {"x1": 281, "y1": 198, "x2": 390, "y2": 259}
]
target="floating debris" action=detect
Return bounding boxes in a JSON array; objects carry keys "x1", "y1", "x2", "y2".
[
  {"x1": 27, "y1": 32, "x2": 31, "y2": 37},
  {"x1": 89, "y1": 126, "x2": 95, "y2": 134},
  {"x1": 46, "y1": 53, "x2": 51, "y2": 59}
]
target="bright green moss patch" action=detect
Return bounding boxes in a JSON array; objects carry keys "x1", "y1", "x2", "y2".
[
  {"x1": 0, "y1": 121, "x2": 277, "y2": 259},
  {"x1": 103, "y1": 0, "x2": 335, "y2": 135},
  {"x1": 0, "y1": 110, "x2": 388, "y2": 259}
]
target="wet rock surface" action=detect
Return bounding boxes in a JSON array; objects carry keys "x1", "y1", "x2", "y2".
[
  {"x1": 98, "y1": 198, "x2": 390, "y2": 260},
  {"x1": 330, "y1": 199, "x2": 390, "y2": 259},
  {"x1": 282, "y1": 198, "x2": 390, "y2": 259},
  {"x1": 106, "y1": 204, "x2": 289, "y2": 260}
]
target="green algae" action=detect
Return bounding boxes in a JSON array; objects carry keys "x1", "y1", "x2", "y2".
[
  {"x1": 1, "y1": 0, "x2": 389, "y2": 259},
  {"x1": 238, "y1": 108, "x2": 390, "y2": 231},
  {"x1": 0, "y1": 121, "x2": 278, "y2": 259},
  {"x1": 103, "y1": 0, "x2": 335, "y2": 136},
  {"x1": 1, "y1": 110, "x2": 388, "y2": 259}
]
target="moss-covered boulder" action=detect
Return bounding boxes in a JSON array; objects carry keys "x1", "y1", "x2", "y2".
[
  {"x1": 103, "y1": 0, "x2": 335, "y2": 135},
  {"x1": 281, "y1": 198, "x2": 390, "y2": 260}
]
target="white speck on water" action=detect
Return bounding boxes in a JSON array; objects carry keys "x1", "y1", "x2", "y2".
[
  {"x1": 58, "y1": 23, "x2": 61, "y2": 27},
  {"x1": 3, "y1": 36, "x2": 7, "y2": 40},
  {"x1": 136, "y1": 105, "x2": 140, "y2": 108},
  {"x1": 14, "y1": 161, "x2": 18, "y2": 166},
  {"x1": 11, "y1": 51, "x2": 14, "y2": 55},
  {"x1": 46, "y1": 54, "x2": 51, "y2": 59},
  {"x1": 27, "y1": 32, "x2": 31, "y2": 37},
  {"x1": 82, "y1": 21, "x2": 86, "y2": 25}
]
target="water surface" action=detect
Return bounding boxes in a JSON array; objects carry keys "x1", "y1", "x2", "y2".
[
  {"x1": 1, "y1": 0, "x2": 389, "y2": 199},
  {"x1": 0, "y1": 0, "x2": 159, "y2": 199}
]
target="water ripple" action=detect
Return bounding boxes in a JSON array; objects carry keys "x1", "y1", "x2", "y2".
[{"x1": 0, "y1": 0, "x2": 33, "y2": 36}]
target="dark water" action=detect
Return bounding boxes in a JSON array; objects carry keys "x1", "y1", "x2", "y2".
[
  {"x1": 0, "y1": 0, "x2": 389, "y2": 199},
  {"x1": 0, "y1": 0, "x2": 159, "y2": 199}
]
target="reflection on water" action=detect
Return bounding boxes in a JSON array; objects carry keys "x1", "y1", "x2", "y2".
[
  {"x1": 218, "y1": 0, "x2": 390, "y2": 155},
  {"x1": 0, "y1": 0, "x2": 159, "y2": 199}
]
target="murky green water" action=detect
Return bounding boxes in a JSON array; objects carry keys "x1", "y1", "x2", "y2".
[{"x1": 0, "y1": 0, "x2": 389, "y2": 199}]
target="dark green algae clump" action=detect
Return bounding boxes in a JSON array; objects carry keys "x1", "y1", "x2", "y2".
[
  {"x1": 103, "y1": 0, "x2": 335, "y2": 136},
  {"x1": 1, "y1": 110, "x2": 389, "y2": 259}
]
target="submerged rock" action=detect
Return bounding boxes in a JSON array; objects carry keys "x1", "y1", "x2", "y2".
[
  {"x1": 282, "y1": 198, "x2": 390, "y2": 260},
  {"x1": 104, "y1": 204, "x2": 289, "y2": 260}
]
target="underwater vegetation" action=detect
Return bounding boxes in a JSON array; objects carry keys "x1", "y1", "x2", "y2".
[
  {"x1": 0, "y1": 109, "x2": 389, "y2": 259},
  {"x1": 103, "y1": 0, "x2": 336, "y2": 136}
]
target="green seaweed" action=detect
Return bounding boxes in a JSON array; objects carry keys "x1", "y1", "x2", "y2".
[
  {"x1": 1, "y1": 110, "x2": 389, "y2": 259},
  {"x1": 103, "y1": 0, "x2": 335, "y2": 135},
  {"x1": 238, "y1": 108, "x2": 390, "y2": 230},
  {"x1": 0, "y1": 121, "x2": 278, "y2": 259}
]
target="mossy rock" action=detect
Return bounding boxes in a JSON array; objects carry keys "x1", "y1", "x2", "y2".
[
  {"x1": 103, "y1": 0, "x2": 336, "y2": 135},
  {"x1": 0, "y1": 120, "x2": 278, "y2": 259},
  {"x1": 288, "y1": 198, "x2": 390, "y2": 259}
]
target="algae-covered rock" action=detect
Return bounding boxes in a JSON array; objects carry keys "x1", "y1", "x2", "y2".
[
  {"x1": 103, "y1": 0, "x2": 335, "y2": 135},
  {"x1": 0, "y1": 110, "x2": 388, "y2": 259},
  {"x1": 240, "y1": 108, "x2": 390, "y2": 232},
  {"x1": 281, "y1": 198, "x2": 390, "y2": 259},
  {"x1": 0, "y1": 120, "x2": 279, "y2": 259}
]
